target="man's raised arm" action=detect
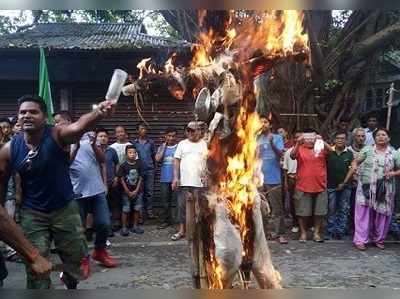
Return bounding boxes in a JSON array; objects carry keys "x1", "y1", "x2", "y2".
[{"x1": 56, "y1": 100, "x2": 116, "y2": 147}]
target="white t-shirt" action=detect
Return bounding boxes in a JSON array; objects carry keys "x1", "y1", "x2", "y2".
[
  {"x1": 174, "y1": 139, "x2": 208, "y2": 187},
  {"x1": 110, "y1": 142, "x2": 132, "y2": 164},
  {"x1": 283, "y1": 147, "x2": 297, "y2": 174}
]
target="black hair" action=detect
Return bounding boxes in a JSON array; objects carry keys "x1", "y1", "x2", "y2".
[
  {"x1": 303, "y1": 127, "x2": 316, "y2": 134},
  {"x1": 115, "y1": 125, "x2": 127, "y2": 132},
  {"x1": 334, "y1": 131, "x2": 347, "y2": 138},
  {"x1": 96, "y1": 127, "x2": 109, "y2": 135},
  {"x1": 17, "y1": 95, "x2": 47, "y2": 114},
  {"x1": 373, "y1": 127, "x2": 390, "y2": 139},
  {"x1": 0, "y1": 118, "x2": 11, "y2": 125},
  {"x1": 125, "y1": 144, "x2": 137, "y2": 154},
  {"x1": 10, "y1": 116, "x2": 18, "y2": 126},
  {"x1": 53, "y1": 110, "x2": 72, "y2": 122},
  {"x1": 137, "y1": 123, "x2": 147, "y2": 130},
  {"x1": 339, "y1": 117, "x2": 350, "y2": 123},
  {"x1": 165, "y1": 127, "x2": 177, "y2": 134},
  {"x1": 367, "y1": 112, "x2": 378, "y2": 121}
]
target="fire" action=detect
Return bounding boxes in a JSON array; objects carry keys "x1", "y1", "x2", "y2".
[
  {"x1": 137, "y1": 57, "x2": 156, "y2": 79},
  {"x1": 188, "y1": 10, "x2": 309, "y2": 289},
  {"x1": 191, "y1": 30, "x2": 215, "y2": 68},
  {"x1": 164, "y1": 53, "x2": 177, "y2": 74},
  {"x1": 223, "y1": 109, "x2": 262, "y2": 250}
]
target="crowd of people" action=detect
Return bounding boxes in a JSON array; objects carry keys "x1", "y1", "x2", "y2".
[{"x1": 0, "y1": 94, "x2": 399, "y2": 289}]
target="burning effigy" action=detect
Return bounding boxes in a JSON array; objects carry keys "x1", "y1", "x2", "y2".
[{"x1": 122, "y1": 10, "x2": 310, "y2": 289}]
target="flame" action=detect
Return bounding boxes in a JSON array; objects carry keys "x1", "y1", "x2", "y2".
[
  {"x1": 164, "y1": 53, "x2": 177, "y2": 74},
  {"x1": 189, "y1": 10, "x2": 308, "y2": 289},
  {"x1": 222, "y1": 109, "x2": 262, "y2": 246},
  {"x1": 137, "y1": 57, "x2": 156, "y2": 79},
  {"x1": 191, "y1": 30, "x2": 215, "y2": 68}
]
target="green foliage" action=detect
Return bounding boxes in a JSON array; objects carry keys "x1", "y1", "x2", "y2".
[{"x1": 145, "y1": 13, "x2": 180, "y2": 38}]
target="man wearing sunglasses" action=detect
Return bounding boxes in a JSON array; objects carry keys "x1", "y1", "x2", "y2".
[{"x1": 0, "y1": 95, "x2": 115, "y2": 289}]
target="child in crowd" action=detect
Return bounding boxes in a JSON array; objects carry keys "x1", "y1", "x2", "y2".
[{"x1": 118, "y1": 145, "x2": 144, "y2": 236}]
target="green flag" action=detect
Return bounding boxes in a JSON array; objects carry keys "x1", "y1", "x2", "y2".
[{"x1": 39, "y1": 48, "x2": 54, "y2": 124}]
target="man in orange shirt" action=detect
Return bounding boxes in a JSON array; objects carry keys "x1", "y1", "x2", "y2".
[{"x1": 290, "y1": 128, "x2": 333, "y2": 242}]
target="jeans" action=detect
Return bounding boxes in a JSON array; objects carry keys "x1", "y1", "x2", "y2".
[
  {"x1": 122, "y1": 192, "x2": 144, "y2": 213},
  {"x1": 0, "y1": 251, "x2": 7, "y2": 283},
  {"x1": 77, "y1": 192, "x2": 111, "y2": 249},
  {"x1": 159, "y1": 182, "x2": 176, "y2": 224},
  {"x1": 142, "y1": 169, "x2": 155, "y2": 214},
  {"x1": 326, "y1": 186, "x2": 352, "y2": 237}
]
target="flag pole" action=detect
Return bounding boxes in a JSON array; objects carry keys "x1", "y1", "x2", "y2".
[{"x1": 386, "y1": 82, "x2": 394, "y2": 131}]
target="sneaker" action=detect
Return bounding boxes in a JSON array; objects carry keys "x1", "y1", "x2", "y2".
[
  {"x1": 131, "y1": 226, "x2": 144, "y2": 234},
  {"x1": 120, "y1": 227, "x2": 130, "y2": 237},
  {"x1": 291, "y1": 226, "x2": 299, "y2": 233},
  {"x1": 81, "y1": 256, "x2": 90, "y2": 280},
  {"x1": 91, "y1": 248, "x2": 117, "y2": 268},
  {"x1": 106, "y1": 240, "x2": 112, "y2": 247},
  {"x1": 60, "y1": 272, "x2": 78, "y2": 289}
]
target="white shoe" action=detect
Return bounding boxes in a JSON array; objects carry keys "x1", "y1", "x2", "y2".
[
  {"x1": 291, "y1": 226, "x2": 299, "y2": 233},
  {"x1": 106, "y1": 240, "x2": 111, "y2": 247}
]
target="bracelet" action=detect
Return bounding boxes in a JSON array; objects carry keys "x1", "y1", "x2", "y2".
[{"x1": 26, "y1": 249, "x2": 40, "y2": 264}]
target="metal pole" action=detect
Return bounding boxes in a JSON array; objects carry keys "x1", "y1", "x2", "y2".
[{"x1": 386, "y1": 82, "x2": 394, "y2": 131}]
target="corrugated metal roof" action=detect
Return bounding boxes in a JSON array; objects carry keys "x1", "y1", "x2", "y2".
[{"x1": 0, "y1": 23, "x2": 191, "y2": 50}]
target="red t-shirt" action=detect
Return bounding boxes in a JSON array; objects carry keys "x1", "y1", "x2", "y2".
[{"x1": 295, "y1": 146, "x2": 327, "y2": 193}]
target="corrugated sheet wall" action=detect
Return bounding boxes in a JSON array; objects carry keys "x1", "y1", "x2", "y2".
[{"x1": 0, "y1": 81, "x2": 195, "y2": 207}]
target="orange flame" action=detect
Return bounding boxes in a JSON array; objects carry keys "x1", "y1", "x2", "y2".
[
  {"x1": 137, "y1": 57, "x2": 156, "y2": 79},
  {"x1": 164, "y1": 53, "x2": 177, "y2": 74},
  {"x1": 190, "y1": 10, "x2": 308, "y2": 289}
]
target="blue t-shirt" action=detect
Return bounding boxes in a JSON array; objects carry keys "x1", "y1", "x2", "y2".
[
  {"x1": 159, "y1": 144, "x2": 178, "y2": 183},
  {"x1": 132, "y1": 139, "x2": 156, "y2": 171},
  {"x1": 257, "y1": 133, "x2": 284, "y2": 185},
  {"x1": 105, "y1": 147, "x2": 119, "y2": 185}
]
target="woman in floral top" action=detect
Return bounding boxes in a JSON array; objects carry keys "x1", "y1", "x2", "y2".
[{"x1": 343, "y1": 128, "x2": 400, "y2": 250}]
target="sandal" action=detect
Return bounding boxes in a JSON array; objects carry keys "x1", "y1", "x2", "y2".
[
  {"x1": 299, "y1": 236, "x2": 307, "y2": 243},
  {"x1": 171, "y1": 232, "x2": 185, "y2": 241},
  {"x1": 277, "y1": 236, "x2": 288, "y2": 244},
  {"x1": 375, "y1": 243, "x2": 385, "y2": 250},
  {"x1": 354, "y1": 243, "x2": 366, "y2": 251},
  {"x1": 313, "y1": 235, "x2": 324, "y2": 243}
]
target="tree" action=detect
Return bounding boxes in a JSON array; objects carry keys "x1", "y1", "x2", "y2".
[{"x1": 160, "y1": 10, "x2": 400, "y2": 133}]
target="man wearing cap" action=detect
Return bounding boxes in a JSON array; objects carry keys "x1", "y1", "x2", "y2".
[{"x1": 171, "y1": 121, "x2": 208, "y2": 241}]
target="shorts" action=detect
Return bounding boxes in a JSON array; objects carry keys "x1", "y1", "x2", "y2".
[
  {"x1": 122, "y1": 192, "x2": 143, "y2": 213},
  {"x1": 294, "y1": 189, "x2": 328, "y2": 217}
]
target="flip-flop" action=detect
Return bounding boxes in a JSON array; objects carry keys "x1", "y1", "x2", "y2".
[
  {"x1": 171, "y1": 232, "x2": 185, "y2": 241},
  {"x1": 313, "y1": 235, "x2": 324, "y2": 243}
]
